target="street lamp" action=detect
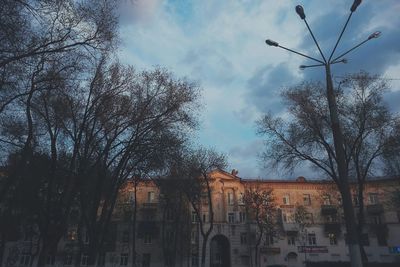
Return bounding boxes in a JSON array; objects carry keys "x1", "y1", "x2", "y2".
[{"x1": 265, "y1": 2, "x2": 380, "y2": 267}]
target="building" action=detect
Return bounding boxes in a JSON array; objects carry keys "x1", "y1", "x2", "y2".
[{"x1": 1, "y1": 169, "x2": 400, "y2": 267}]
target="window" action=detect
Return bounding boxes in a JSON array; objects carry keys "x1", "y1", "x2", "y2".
[
  {"x1": 228, "y1": 212, "x2": 235, "y2": 223},
  {"x1": 192, "y1": 211, "x2": 197, "y2": 223},
  {"x1": 288, "y1": 235, "x2": 296, "y2": 246},
  {"x1": 308, "y1": 233, "x2": 316, "y2": 245},
  {"x1": 228, "y1": 192, "x2": 234, "y2": 205},
  {"x1": 202, "y1": 212, "x2": 208, "y2": 223},
  {"x1": 166, "y1": 230, "x2": 174, "y2": 243},
  {"x1": 238, "y1": 193, "x2": 244, "y2": 204},
  {"x1": 147, "y1": 191, "x2": 155, "y2": 203},
  {"x1": 122, "y1": 230, "x2": 129, "y2": 243},
  {"x1": 240, "y1": 255, "x2": 250, "y2": 265},
  {"x1": 239, "y1": 212, "x2": 246, "y2": 223},
  {"x1": 371, "y1": 215, "x2": 382, "y2": 225},
  {"x1": 191, "y1": 254, "x2": 198, "y2": 267},
  {"x1": 97, "y1": 253, "x2": 106, "y2": 266},
  {"x1": 369, "y1": 193, "x2": 379, "y2": 204},
  {"x1": 120, "y1": 253, "x2": 128, "y2": 266},
  {"x1": 142, "y1": 253, "x2": 151, "y2": 267},
  {"x1": 66, "y1": 228, "x2": 77, "y2": 241},
  {"x1": 283, "y1": 194, "x2": 290, "y2": 205},
  {"x1": 231, "y1": 225, "x2": 236, "y2": 236},
  {"x1": 64, "y1": 254, "x2": 73, "y2": 266},
  {"x1": 353, "y1": 194, "x2": 359, "y2": 206},
  {"x1": 166, "y1": 208, "x2": 174, "y2": 221},
  {"x1": 19, "y1": 254, "x2": 31, "y2": 266},
  {"x1": 377, "y1": 232, "x2": 387, "y2": 246},
  {"x1": 328, "y1": 233, "x2": 337, "y2": 245},
  {"x1": 303, "y1": 194, "x2": 311, "y2": 206},
  {"x1": 240, "y1": 233, "x2": 247, "y2": 245},
  {"x1": 144, "y1": 233, "x2": 152, "y2": 244},
  {"x1": 46, "y1": 254, "x2": 55, "y2": 265},
  {"x1": 84, "y1": 230, "x2": 90, "y2": 244},
  {"x1": 323, "y1": 195, "x2": 331, "y2": 205},
  {"x1": 81, "y1": 254, "x2": 89, "y2": 266},
  {"x1": 265, "y1": 235, "x2": 274, "y2": 246},
  {"x1": 361, "y1": 233, "x2": 369, "y2": 246},
  {"x1": 191, "y1": 231, "x2": 198, "y2": 244},
  {"x1": 282, "y1": 211, "x2": 294, "y2": 223}
]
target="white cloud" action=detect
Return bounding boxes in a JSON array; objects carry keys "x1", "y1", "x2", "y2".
[{"x1": 118, "y1": 0, "x2": 400, "y2": 178}]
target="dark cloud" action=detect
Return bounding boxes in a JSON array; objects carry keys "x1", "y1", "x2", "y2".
[{"x1": 246, "y1": 63, "x2": 299, "y2": 114}]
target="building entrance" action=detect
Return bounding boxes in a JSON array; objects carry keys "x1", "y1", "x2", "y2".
[{"x1": 210, "y1": 235, "x2": 231, "y2": 267}]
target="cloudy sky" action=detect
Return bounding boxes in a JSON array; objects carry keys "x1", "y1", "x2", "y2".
[{"x1": 118, "y1": 0, "x2": 400, "y2": 179}]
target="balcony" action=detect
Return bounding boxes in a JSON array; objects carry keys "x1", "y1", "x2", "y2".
[
  {"x1": 282, "y1": 222, "x2": 299, "y2": 234},
  {"x1": 259, "y1": 247, "x2": 281, "y2": 254},
  {"x1": 321, "y1": 205, "x2": 337, "y2": 216},
  {"x1": 370, "y1": 223, "x2": 388, "y2": 234},
  {"x1": 324, "y1": 222, "x2": 341, "y2": 234},
  {"x1": 142, "y1": 202, "x2": 158, "y2": 209},
  {"x1": 367, "y1": 204, "x2": 384, "y2": 214}
]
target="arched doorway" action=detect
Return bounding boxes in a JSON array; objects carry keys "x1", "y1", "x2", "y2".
[
  {"x1": 287, "y1": 252, "x2": 298, "y2": 267},
  {"x1": 210, "y1": 235, "x2": 231, "y2": 267}
]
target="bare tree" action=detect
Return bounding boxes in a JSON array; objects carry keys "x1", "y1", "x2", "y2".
[
  {"x1": 256, "y1": 71, "x2": 399, "y2": 265},
  {"x1": 172, "y1": 148, "x2": 226, "y2": 267},
  {"x1": 243, "y1": 184, "x2": 277, "y2": 267}
]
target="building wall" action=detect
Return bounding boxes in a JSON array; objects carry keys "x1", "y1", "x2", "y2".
[{"x1": 2, "y1": 170, "x2": 400, "y2": 267}]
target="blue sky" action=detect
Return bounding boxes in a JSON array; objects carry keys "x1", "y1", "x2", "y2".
[{"x1": 118, "y1": 0, "x2": 400, "y2": 179}]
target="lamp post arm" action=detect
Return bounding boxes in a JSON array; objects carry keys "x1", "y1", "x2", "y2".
[
  {"x1": 328, "y1": 12, "x2": 354, "y2": 62},
  {"x1": 331, "y1": 38, "x2": 369, "y2": 63},
  {"x1": 277, "y1": 45, "x2": 325, "y2": 64},
  {"x1": 304, "y1": 19, "x2": 327, "y2": 63}
]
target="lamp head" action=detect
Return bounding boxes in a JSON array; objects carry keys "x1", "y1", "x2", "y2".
[
  {"x1": 350, "y1": 0, "x2": 362, "y2": 12},
  {"x1": 299, "y1": 65, "x2": 306, "y2": 70},
  {"x1": 368, "y1": 31, "x2": 381, "y2": 40},
  {"x1": 265, "y1": 39, "x2": 279, "y2": 47},
  {"x1": 295, "y1": 5, "x2": 306, "y2": 20}
]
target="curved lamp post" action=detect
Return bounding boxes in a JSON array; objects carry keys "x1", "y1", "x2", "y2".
[{"x1": 265, "y1": 2, "x2": 380, "y2": 267}]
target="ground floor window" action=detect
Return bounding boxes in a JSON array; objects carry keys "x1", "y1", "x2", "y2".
[{"x1": 142, "y1": 253, "x2": 151, "y2": 267}]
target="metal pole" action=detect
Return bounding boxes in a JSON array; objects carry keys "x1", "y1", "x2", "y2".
[{"x1": 325, "y1": 64, "x2": 363, "y2": 267}]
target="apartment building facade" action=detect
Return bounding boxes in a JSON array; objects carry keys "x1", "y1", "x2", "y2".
[{"x1": 1, "y1": 170, "x2": 400, "y2": 267}]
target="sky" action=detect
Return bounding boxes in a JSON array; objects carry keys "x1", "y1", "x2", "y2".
[{"x1": 117, "y1": 0, "x2": 400, "y2": 179}]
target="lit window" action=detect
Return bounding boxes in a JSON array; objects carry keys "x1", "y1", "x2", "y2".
[
  {"x1": 66, "y1": 228, "x2": 77, "y2": 241},
  {"x1": 328, "y1": 233, "x2": 337, "y2": 245}
]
